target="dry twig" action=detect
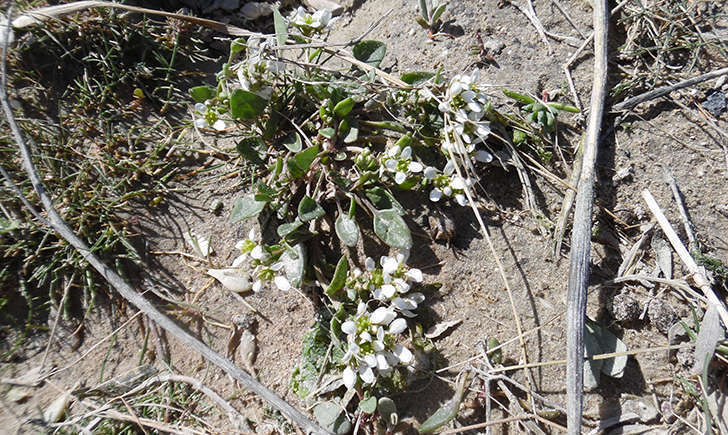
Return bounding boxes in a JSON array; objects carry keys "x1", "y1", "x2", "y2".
[
  {"x1": 565, "y1": 0, "x2": 608, "y2": 432},
  {"x1": 642, "y1": 189, "x2": 728, "y2": 327},
  {"x1": 0, "y1": 11, "x2": 328, "y2": 434},
  {"x1": 612, "y1": 67, "x2": 728, "y2": 112}
]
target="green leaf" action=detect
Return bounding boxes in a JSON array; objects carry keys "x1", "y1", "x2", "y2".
[
  {"x1": 588, "y1": 319, "x2": 628, "y2": 378},
  {"x1": 377, "y1": 397, "x2": 398, "y2": 427},
  {"x1": 273, "y1": 8, "x2": 288, "y2": 47},
  {"x1": 352, "y1": 40, "x2": 387, "y2": 68},
  {"x1": 365, "y1": 187, "x2": 405, "y2": 214},
  {"x1": 230, "y1": 195, "x2": 266, "y2": 223},
  {"x1": 548, "y1": 102, "x2": 581, "y2": 113},
  {"x1": 319, "y1": 127, "x2": 336, "y2": 139},
  {"x1": 513, "y1": 128, "x2": 528, "y2": 146},
  {"x1": 0, "y1": 217, "x2": 20, "y2": 234},
  {"x1": 326, "y1": 257, "x2": 348, "y2": 297},
  {"x1": 418, "y1": 0, "x2": 429, "y2": 21},
  {"x1": 416, "y1": 16, "x2": 430, "y2": 29},
  {"x1": 503, "y1": 89, "x2": 535, "y2": 105},
  {"x1": 431, "y1": 3, "x2": 447, "y2": 22},
  {"x1": 374, "y1": 209, "x2": 412, "y2": 250},
  {"x1": 277, "y1": 220, "x2": 303, "y2": 237},
  {"x1": 189, "y1": 85, "x2": 215, "y2": 103},
  {"x1": 419, "y1": 374, "x2": 467, "y2": 433},
  {"x1": 335, "y1": 214, "x2": 359, "y2": 247},
  {"x1": 340, "y1": 119, "x2": 359, "y2": 144},
  {"x1": 359, "y1": 395, "x2": 377, "y2": 414},
  {"x1": 401, "y1": 71, "x2": 434, "y2": 86},
  {"x1": 333, "y1": 97, "x2": 354, "y2": 118},
  {"x1": 230, "y1": 38, "x2": 246, "y2": 57},
  {"x1": 280, "y1": 244, "x2": 306, "y2": 287},
  {"x1": 236, "y1": 136, "x2": 266, "y2": 165},
  {"x1": 289, "y1": 145, "x2": 319, "y2": 178},
  {"x1": 313, "y1": 402, "x2": 352, "y2": 435},
  {"x1": 281, "y1": 131, "x2": 302, "y2": 152},
  {"x1": 291, "y1": 322, "x2": 330, "y2": 398},
  {"x1": 230, "y1": 89, "x2": 268, "y2": 120},
  {"x1": 583, "y1": 322, "x2": 604, "y2": 389},
  {"x1": 298, "y1": 196, "x2": 325, "y2": 222}
]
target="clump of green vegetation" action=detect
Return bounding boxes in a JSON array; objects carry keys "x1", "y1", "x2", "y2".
[{"x1": 0, "y1": 8, "x2": 208, "y2": 358}]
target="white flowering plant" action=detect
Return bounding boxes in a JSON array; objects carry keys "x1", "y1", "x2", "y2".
[{"x1": 189, "y1": 7, "x2": 578, "y2": 430}]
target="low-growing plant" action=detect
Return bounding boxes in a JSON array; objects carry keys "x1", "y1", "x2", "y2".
[{"x1": 189, "y1": 6, "x2": 571, "y2": 430}]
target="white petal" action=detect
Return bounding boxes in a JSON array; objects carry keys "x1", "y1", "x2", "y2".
[
  {"x1": 476, "y1": 123, "x2": 491, "y2": 138},
  {"x1": 467, "y1": 101, "x2": 483, "y2": 113},
  {"x1": 406, "y1": 268, "x2": 423, "y2": 283},
  {"x1": 382, "y1": 257, "x2": 399, "y2": 275},
  {"x1": 343, "y1": 367, "x2": 356, "y2": 389},
  {"x1": 443, "y1": 186, "x2": 453, "y2": 196},
  {"x1": 381, "y1": 284, "x2": 396, "y2": 298},
  {"x1": 212, "y1": 119, "x2": 227, "y2": 131},
  {"x1": 274, "y1": 276, "x2": 291, "y2": 291},
  {"x1": 377, "y1": 327, "x2": 385, "y2": 341},
  {"x1": 456, "y1": 194, "x2": 467, "y2": 206},
  {"x1": 409, "y1": 292, "x2": 426, "y2": 304},
  {"x1": 357, "y1": 302, "x2": 367, "y2": 315},
  {"x1": 392, "y1": 297, "x2": 417, "y2": 311},
  {"x1": 394, "y1": 278, "x2": 410, "y2": 293},
  {"x1": 376, "y1": 353, "x2": 391, "y2": 370},
  {"x1": 401, "y1": 146, "x2": 412, "y2": 159},
  {"x1": 461, "y1": 90, "x2": 476, "y2": 102},
  {"x1": 194, "y1": 103, "x2": 207, "y2": 113},
  {"x1": 395, "y1": 171, "x2": 406, "y2": 185},
  {"x1": 194, "y1": 118, "x2": 208, "y2": 129},
  {"x1": 365, "y1": 257, "x2": 376, "y2": 271},
  {"x1": 396, "y1": 250, "x2": 409, "y2": 263},
  {"x1": 252, "y1": 280, "x2": 263, "y2": 292},
  {"x1": 393, "y1": 344, "x2": 413, "y2": 364},
  {"x1": 374, "y1": 340, "x2": 385, "y2": 352},
  {"x1": 438, "y1": 101, "x2": 450, "y2": 113},
  {"x1": 462, "y1": 132, "x2": 472, "y2": 144},
  {"x1": 359, "y1": 366, "x2": 376, "y2": 384},
  {"x1": 372, "y1": 288, "x2": 384, "y2": 300},
  {"x1": 429, "y1": 188, "x2": 442, "y2": 202},
  {"x1": 384, "y1": 159, "x2": 397, "y2": 171},
  {"x1": 341, "y1": 321, "x2": 356, "y2": 335},
  {"x1": 250, "y1": 245, "x2": 265, "y2": 260},
  {"x1": 444, "y1": 160, "x2": 455, "y2": 174},
  {"x1": 424, "y1": 166, "x2": 437, "y2": 179},
  {"x1": 449, "y1": 82, "x2": 463, "y2": 96},
  {"x1": 400, "y1": 309, "x2": 418, "y2": 318},
  {"x1": 370, "y1": 307, "x2": 396, "y2": 325},
  {"x1": 388, "y1": 318, "x2": 407, "y2": 334},
  {"x1": 207, "y1": 269, "x2": 251, "y2": 293},
  {"x1": 475, "y1": 150, "x2": 493, "y2": 163},
  {"x1": 450, "y1": 176, "x2": 466, "y2": 190},
  {"x1": 364, "y1": 354, "x2": 377, "y2": 368},
  {"x1": 409, "y1": 161, "x2": 423, "y2": 173},
  {"x1": 232, "y1": 254, "x2": 247, "y2": 268},
  {"x1": 360, "y1": 331, "x2": 372, "y2": 342}
]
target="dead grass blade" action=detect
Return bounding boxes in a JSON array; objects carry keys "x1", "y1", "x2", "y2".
[{"x1": 565, "y1": 0, "x2": 609, "y2": 432}]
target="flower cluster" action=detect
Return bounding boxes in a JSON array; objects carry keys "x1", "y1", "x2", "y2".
[
  {"x1": 367, "y1": 253, "x2": 425, "y2": 318},
  {"x1": 207, "y1": 229, "x2": 292, "y2": 293},
  {"x1": 235, "y1": 37, "x2": 285, "y2": 100},
  {"x1": 341, "y1": 302, "x2": 413, "y2": 389},
  {"x1": 424, "y1": 160, "x2": 473, "y2": 206},
  {"x1": 193, "y1": 102, "x2": 230, "y2": 131},
  {"x1": 438, "y1": 69, "x2": 493, "y2": 155},
  {"x1": 381, "y1": 144, "x2": 423, "y2": 185},
  {"x1": 289, "y1": 7, "x2": 338, "y2": 36}
]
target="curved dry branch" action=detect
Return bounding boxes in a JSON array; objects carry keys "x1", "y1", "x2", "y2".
[
  {"x1": 0, "y1": 10, "x2": 328, "y2": 435},
  {"x1": 565, "y1": 0, "x2": 608, "y2": 432}
]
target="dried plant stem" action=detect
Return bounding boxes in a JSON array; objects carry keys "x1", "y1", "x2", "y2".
[
  {"x1": 565, "y1": 0, "x2": 608, "y2": 432},
  {"x1": 641, "y1": 189, "x2": 728, "y2": 327},
  {"x1": 514, "y1": 0, "x2": 553, "y2": 53},
  {"x1": 612, "y1": 67, "x2": 728, "y2": 112},
  {"x1": 0, "y1": 15, "x2": 327, "y2": 435}
]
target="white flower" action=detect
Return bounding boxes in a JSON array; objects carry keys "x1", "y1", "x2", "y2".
[
  {"x1": 274, "y1": 276, "x2": 291, "y2": 291},
  {"x1": 371, "y1": 307, "x2": 396, "y2": 325},
  {"x1": 289, "y1": 7, "x2": 338, "y2": 34},
  {"x1": 381, "y1": 145, "x2": 423, "y2": 185}
]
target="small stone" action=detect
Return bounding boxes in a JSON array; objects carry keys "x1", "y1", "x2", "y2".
[
  {"x1": 609, "y1": 293, "x2": 641, "y2": 323},
  {"x1": 702, "y1": 91, "x2": 726, "y2": 117},
  {"x1": 483, "y1": 39, "x2": 505, "y2": 55},
  {"x1": 613, "y1": 165, "x2": 633, "y2": 182},
  {"x1": 210, "y1": 199, "x2": 224, "y2": 214},
  {"x1": 648, "y1": 299, "x2": 679, "y2": 334}
]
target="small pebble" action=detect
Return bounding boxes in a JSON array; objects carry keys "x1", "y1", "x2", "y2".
[
  {"x1": 210, "y1": 199, "x2": 224, "y2": 214},
  {"x1": 702, "y1": 90, "x2": 726, "y2": 117}
]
